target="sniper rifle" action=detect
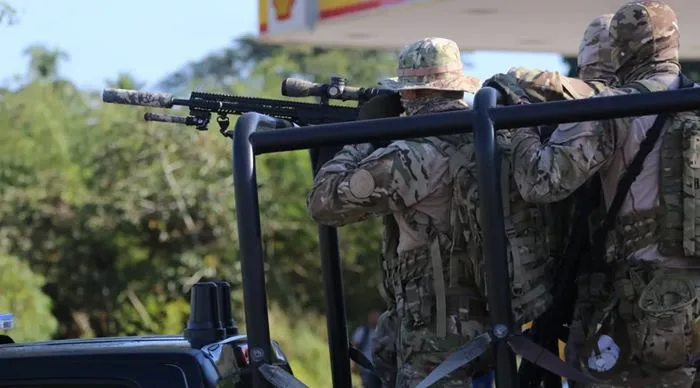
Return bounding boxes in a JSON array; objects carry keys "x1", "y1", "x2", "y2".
[{"x1": 101, "y1": 76, "x2": 396, "y2": 137}]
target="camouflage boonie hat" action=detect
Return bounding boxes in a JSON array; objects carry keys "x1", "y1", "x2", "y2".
[
  {"x1": 578, "y1": 14, "x2": 614, "y2": 71},
  {"x1": 379, "y1": 37, "x2": 480, "y2": 93},
  {"x1": 610, "y1": 1, "x2": 679, "y2": 71}
]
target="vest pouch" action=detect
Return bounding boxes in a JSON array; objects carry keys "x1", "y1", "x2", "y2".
[
  {"x1": 402, "y1": 270, "x2": 435, "y2": 330},
  {"x1": 658, "y1": 112, "x2": 700, "y2": 258},
  {"x1": 682, "y1": 119, "x2": 700, "y2": 257},
  {"x1": 578, "y1": 297, "x2": 632, "y2": 381},
  {"x1": 636, "y1": 274, "x2": 698, "y2": 368}
]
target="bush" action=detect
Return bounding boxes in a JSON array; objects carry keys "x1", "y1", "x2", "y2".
[
  {"x1": 238, "y1": 305, "x2": 363, "y2": 387},
  {"x1": 0, "y1": 252, "x2": 58, "y2": 342}
]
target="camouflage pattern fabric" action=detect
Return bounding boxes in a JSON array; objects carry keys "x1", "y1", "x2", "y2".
[
  {"x1": 509, "y1": 78, "x2": 666, "y2": 204},
  {"x1": 503, "y1": 67, "x2": 601, "y2": 102},
  {"x1": 372, "y1": 308, "x2": 398, "y2": 387},
  {"x1": 480, "y1": 16, "x2": 618, "y2": 373},
  {"x1": 580, "y1": 263, "x2": 700, "y2": 388},
  {"x1": 610, "y1": 0, "x2": 680, "y2": 83},
  {"x1": 379, "y1": 38, "x2": 480, "y2": 93},
  {"x1": 102, "y1": 88, "x2": 174, "y2": 108},
  {"x1": 460, "y1": 129, "x2": 556, "y2": 323},
  {"x1": 489, "y1": 14, "x2": 615, "y2": 105},
  {"x1": 578, "y1": 14, "x2": 615, "y2": 83},
  {"x1": 510, "y1": 1, "x2": 700, "y2": 385},
  {"x1": 485, "y1": 62, "x2": 602, "y2": 106},
  {"x1": 307, "y1": 91, "x2": 490, "y2": 386},
  {"x1": 656, "y1": 106, "x2": 700, "y2": 259},
  {"x1": 566, "y1": 14, "x2": 616, "y2": 372},
  {"x1": 307, "y1": 38, "x2": 488, "y2": 386}
]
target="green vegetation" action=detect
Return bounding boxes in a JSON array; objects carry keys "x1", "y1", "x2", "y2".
[
  {"x1": 5, "y1": 17, "x2": 697, "y2": 386},
  {"x1": 0, "y1": 35, "x2": 397, "y2": 385}
]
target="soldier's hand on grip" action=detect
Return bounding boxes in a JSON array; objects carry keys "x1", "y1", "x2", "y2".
[
  {"x1": 357, "y1": 94, "x2": 404, "y2": 149},
  {"x1": 357, "y1": 94, "x2": 404, "y2": 120},
  {"x1": 482, "y1": 74, "x2": 531, "y2": 106}
]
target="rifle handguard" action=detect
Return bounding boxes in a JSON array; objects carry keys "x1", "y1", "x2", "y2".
[{"x1": 102, "y1": 88, "x2": 175, "y2": 108}]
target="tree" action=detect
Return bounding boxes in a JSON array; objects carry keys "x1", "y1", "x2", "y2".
[
  {"x1": 23, "y1": 44, "x2": 70, "y2": 82},
  {"x1": 106, "y1": 73, "x2": 146, "y2": 90},
  {"x1": 0, "y1": 2, "x2": 17, "y2": 26},
  {"x1": 0, "y1": 35, "x2": 406, "y2": 387},
  {"x1": 156, "y1": 36, "x2": 398, "y2": 323},
  {"x1": 0, "y1": 253, "x2": 57, "y2": 342},
  {"x1": 158, "y1": 35, "x2": 398, "y2": 98},
  {"x1": 0, "y1": 36, "x2": 398, "y2": 344}
]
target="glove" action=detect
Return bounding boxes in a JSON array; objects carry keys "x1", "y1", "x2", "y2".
[
  {"x1": 357, "y1": 93, "x2": 404, "y2": 120},
  {"x1": 482, "y1": 73, "x2": 531, "y2": 106},
  {"x1": 357, "y1": 93, "x2": 404, "y2": 149}
]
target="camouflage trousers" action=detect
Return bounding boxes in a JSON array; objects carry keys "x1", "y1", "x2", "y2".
[
  {"x1": 372, "y1": 270, "x2": 492, "y2": 386},
  {"x1": 373, "y1": 308, "x2": 398, "y2": 388},
  {"x1": 372, "y1": 307, "x2": 492, "y2": 388},
  {"x1": 574, "y1": 262, "x2": 700, "y2": 388}
]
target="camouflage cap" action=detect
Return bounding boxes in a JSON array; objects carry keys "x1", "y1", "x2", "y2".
[
  {"x1": 577, "y1": 14, "x2": 615, "y2": 82},
  {"x1": 379, "y1": 37, "x2": 480, "y2": 93},
  {"x1": 610, "y1": 1, "x2": 679, "y2": 75}
]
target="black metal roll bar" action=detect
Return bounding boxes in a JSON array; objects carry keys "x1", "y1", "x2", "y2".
[
  {"x1": 232, "y1": 86, "x2": 700, "y2": 388},
  {"x1": 233, "y1": 113, "x2": 353, "y2": 388}
]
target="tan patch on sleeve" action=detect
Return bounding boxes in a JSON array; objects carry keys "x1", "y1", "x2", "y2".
[{"x1": 349, "y1": 169, "x2": 375, "y2": 199}]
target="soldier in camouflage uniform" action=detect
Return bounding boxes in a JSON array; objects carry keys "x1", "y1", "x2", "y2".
[
  {"x1": 306, "y1": 37, "x2": 489, "y2": 387},
  {"x1": 505, "y1": 1, "x2": 700, "y2": 386},
  {"x1": 482, "y1": 15, "x2": 618, "y2": 377},
  {"x1": 487, "y1": 14, "x2": 615, "y2": 104},
  {"x1": 576, "y1": 14, "x2": 615, "y2": 84},
  {"x1": 563, "y1": 13, "x2": 616, "y2": 374}
]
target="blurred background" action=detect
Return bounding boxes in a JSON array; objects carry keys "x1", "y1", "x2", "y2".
[{"x1": 1, "y1": 1, "x2": 699, "y2": 386}]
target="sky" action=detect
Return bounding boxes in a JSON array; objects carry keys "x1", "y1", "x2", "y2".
[{"x1": 0, "y1": 0, "x2": 569, "y2": 91}]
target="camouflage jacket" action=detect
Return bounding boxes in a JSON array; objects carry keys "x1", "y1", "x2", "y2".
[
  {"x1": 307, "y1": 98, "x2": 487, "y2": 340},
  {"x1": 506, "y1": 67, "x2": 605, "y2": 102},
  {"x1": 510, "y1": 73, "x2": 680, "y2": 259}
]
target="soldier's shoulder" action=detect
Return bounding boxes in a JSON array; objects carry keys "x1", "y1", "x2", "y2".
[{"x1": 387, "y1": 138, "x2": 465, "y2": 165}]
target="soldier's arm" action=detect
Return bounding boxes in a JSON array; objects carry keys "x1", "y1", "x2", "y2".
[
  {"x1": 511, "y1": 88, "x2": 633, "y2": 203},
  {"x1": 307, "y1": 140, "x2": 448, "y2": 226},
  {"x1": 506, "y1": 67, "x2": 598, "y2": 102}
]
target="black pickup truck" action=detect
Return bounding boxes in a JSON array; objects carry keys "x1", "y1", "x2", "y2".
[{"x1": 0, "y1": 281, "x2": 294, "y2": 388}]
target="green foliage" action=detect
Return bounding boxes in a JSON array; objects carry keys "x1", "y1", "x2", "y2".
[
  {"x1": 0, "y1": 2, "x2": 17, "y2": 26},
  {"x1": 265, "y1": 305, "x2": 333, "y2": 387},
  {"x1": 0, "y1": 253, "x2": 57, "y2": 342},
  {"x1": 0, "y1": 35, "x2": 395, "y2": 388},
  {"x1": 159, "y1": 35, "x2": 398, "y2": 100}
]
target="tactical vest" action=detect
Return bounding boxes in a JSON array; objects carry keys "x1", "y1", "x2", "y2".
[
  {"x1": 608, "y1": 75, "x2": 700, "y2": 261},
  {"x1": 379, "y1": 133, "x2": 488, "y2": 339},
  {"x1": 449, "y1": 130, "x2": 556, "y2": 324}
]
